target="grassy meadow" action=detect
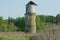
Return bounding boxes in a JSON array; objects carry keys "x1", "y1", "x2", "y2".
[{"x1": 0, "y1": 37, "x2": 29, "y2": 40}]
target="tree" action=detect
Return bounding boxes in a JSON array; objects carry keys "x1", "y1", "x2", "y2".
[
  {"x1": 15, "y1": 17, "x2": 25, "y2": 31},
  {"x1": 46, "y1": 16, "x2": 55, "y2": 23},
  {"x1": 8, "y1": 17, "x2": 15, "y2": 24},
  {"x1": 36, "y1": 15, "x2": 41, "y2": 30},
  {"x1": 56, "y1": 14, "x2": 60, "y2": 24}
]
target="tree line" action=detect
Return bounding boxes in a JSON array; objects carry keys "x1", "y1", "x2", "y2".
[{"x1": 0, "y1": 14, "x2": 60, "y2": 32}]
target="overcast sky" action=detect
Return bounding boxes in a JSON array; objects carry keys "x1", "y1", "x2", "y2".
[{"x1": 0, "y1": 0, "x2": 60, "y2": 19}]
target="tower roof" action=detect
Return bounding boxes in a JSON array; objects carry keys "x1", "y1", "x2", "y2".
[{"x1": 26, "y1": 1, "x2": 37, "y2": 6}]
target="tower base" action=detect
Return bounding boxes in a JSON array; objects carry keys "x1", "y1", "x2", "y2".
[{"x1": 25, "y1": 13, "x2": 36, "y2": 33}]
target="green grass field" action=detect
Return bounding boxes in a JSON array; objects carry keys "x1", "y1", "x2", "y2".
[{"x1": 0, "y1": 37, "x2": 29, "y2": 40}]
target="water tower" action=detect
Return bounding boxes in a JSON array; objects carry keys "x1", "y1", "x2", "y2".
[{"x1": 25, "y1": 1, "x2": 37, "y2": 33}]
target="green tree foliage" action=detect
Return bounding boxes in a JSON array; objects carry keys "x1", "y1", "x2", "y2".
[
  {"x1": 46, "y1": 16, "x2": 56, "y2": 23},
  {"x1": 39, "y1": 15, "x2": 46, "y2": 22},
  {"x1": 8, "y1": 17, "x2": 15, "y2": 24},
  {"x1": 36, "y1": 15, "x2": 48, "y2": 30},
  {"x1": 36, "y1": 15, "x2": 56, "y2": 30},
  {"x1": 7, "y1": 17, "x2": 25, "y2": 32},
  {"x1": 15, "y1": 17, "x2": 25, "y2": 31},
  {"x1": 36, "y1": 15, "x2": 40, "y2": 30},
  {"x1": 56, "y1": 14, "x2": 60, "y2": 24},
  {"x1": 0, "y1": 17, "x2": 7, "y2": 32},
  {"x1": 0, "y1": 17, "x2": 18, "y2": 32},
  {"x1": 0, "y1": 14, "x2": 60, "y2": 32}
]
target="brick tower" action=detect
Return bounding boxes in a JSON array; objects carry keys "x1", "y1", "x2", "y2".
[{"x1": 25, "y1": 1, "x2": 37, "y2": 33}]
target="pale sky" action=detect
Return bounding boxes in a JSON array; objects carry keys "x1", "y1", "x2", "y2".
[{"x1": 0, "y1": 0, "x2": 60, "y2": 19}]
